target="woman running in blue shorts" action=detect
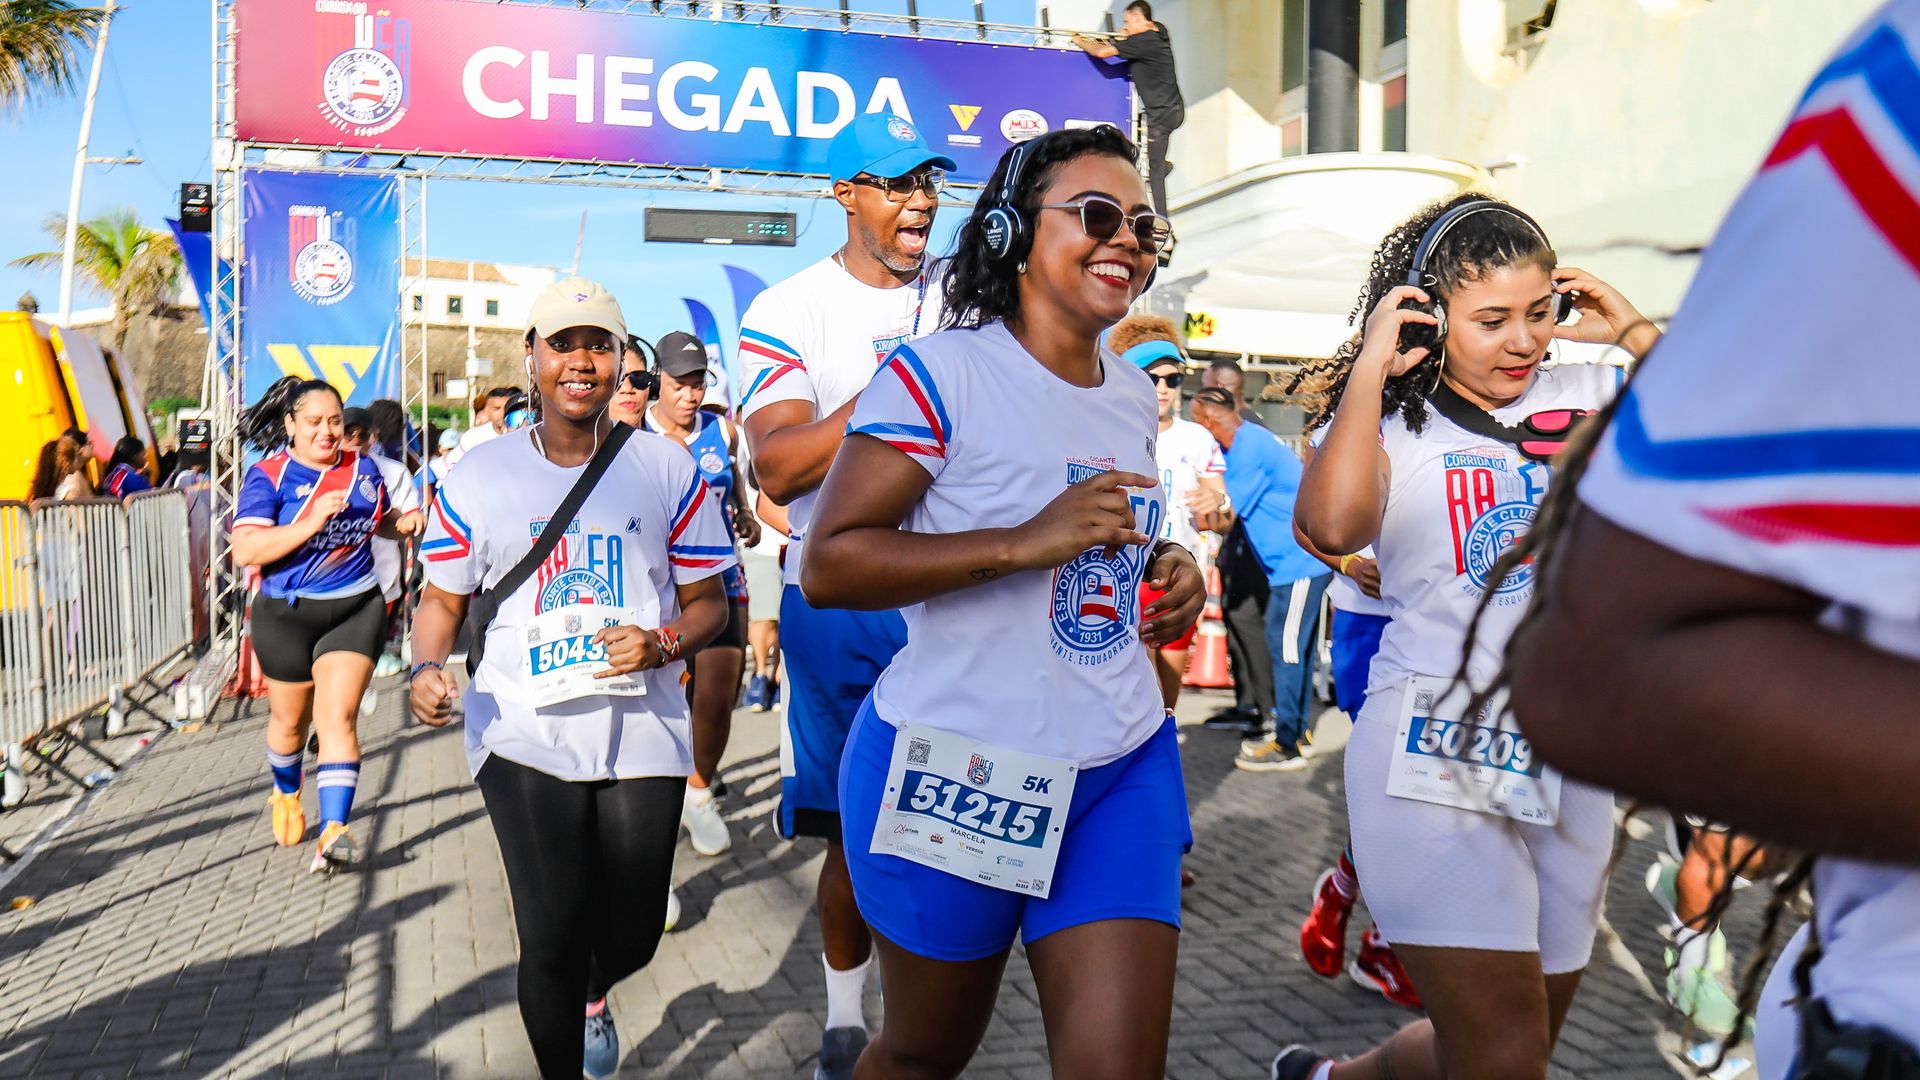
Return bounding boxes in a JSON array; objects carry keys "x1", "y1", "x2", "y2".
[{"x1": 804, "y1": 125, "x2": 1205, "y2": 1079}]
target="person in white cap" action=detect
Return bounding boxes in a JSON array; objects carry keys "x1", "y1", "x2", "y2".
[
  {"x1": 736, "y1": 112, "x2": 956, "y2": 1079},
  {"x1": 409, "y1": 277, "x2": 736, "y2": 1080}
]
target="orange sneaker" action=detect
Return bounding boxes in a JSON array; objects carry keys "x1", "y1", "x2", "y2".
[
  {"x1": 309, "y1": 822, "x2": 358, "y2": 873},
  {"x1": 269, "y1": 792, "x2": 305, "y2": 847}
]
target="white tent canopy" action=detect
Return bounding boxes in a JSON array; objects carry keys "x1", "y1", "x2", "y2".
[{"x1": 1157, "y1": 153, "x2": 1486, "y2": 365}]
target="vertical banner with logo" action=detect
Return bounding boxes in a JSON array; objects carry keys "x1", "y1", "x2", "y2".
[{"x1": 242, "y1": 170, "x2": 401, "y2": 406}]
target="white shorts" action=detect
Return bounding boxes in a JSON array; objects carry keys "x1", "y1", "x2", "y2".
[{"x1": 1344, "y1": 680, "x2": 1614, "y2": 975}]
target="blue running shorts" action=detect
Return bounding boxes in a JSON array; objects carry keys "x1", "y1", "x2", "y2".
[
  {"x1": 778, "y1": 584, "x2": 908, "y2": 839},
  {"x1": 840, "y1": 698, "x2": 1193, "y2": 962},
  {"x1": 1330, "y1": 609, "x2": 1390, "y2": 720}
]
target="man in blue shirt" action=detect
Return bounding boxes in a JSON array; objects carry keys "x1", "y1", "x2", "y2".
[{"x1": 1191, "y1": 388, "x2": 1332, "y2": 771}]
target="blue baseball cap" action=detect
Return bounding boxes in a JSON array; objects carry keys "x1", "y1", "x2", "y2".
[
  {"x1": 828, "y1": 113, "x2": 958, "y2": 182},
  {"x1": 1122, "y1": 340, "x2": 1185, "y2": 369}
]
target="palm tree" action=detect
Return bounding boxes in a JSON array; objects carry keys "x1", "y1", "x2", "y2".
[
  {"x1": 11, "y1": 208, "x2": 182, "y2": 345},
  {"x1": 0, "y1": 1, "x2": 107, "y2": 111}
]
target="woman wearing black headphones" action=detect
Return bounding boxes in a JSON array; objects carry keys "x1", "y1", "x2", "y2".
[
  {"x1": 1270, "y1": 193, "x2": 1657, "y2": 1080},
  {"x1": 804, "y1": 125, "x2": 1204, "y2": 1079}
]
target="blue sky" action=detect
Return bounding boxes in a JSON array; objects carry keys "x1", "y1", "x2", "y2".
[{"x1": 0, "y1": 0, "x2": 1092, "y2": 361}]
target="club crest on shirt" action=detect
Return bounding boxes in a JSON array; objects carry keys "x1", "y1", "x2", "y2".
[
  {"x1": 358, "y1": 475, "x2": 378, "y2": 502},
  {"x1": 1048, "y1": 456, "x2": 1159, "y2": 666}
]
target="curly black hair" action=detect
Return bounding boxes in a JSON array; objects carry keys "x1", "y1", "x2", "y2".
[
  {"x1": 1289, "y1": 191, "x2": 1558, "y2": 434},
  {"x1": 239, "y1": 375, "x2": 340, "y2": 453},
  {"x1": 941, "y1": 125, "x2": 1141, "y2": 331}
]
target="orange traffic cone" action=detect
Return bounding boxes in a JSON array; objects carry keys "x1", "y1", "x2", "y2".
[{"x1": 1183, "y1": 562, "x2": 1232, "y2": 689}]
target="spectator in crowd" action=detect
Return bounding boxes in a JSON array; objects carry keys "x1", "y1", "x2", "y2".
[
  {"x1": 1073, "y1": 1, "x2": 1185, "y2": 216},
  {"x1": 31, "y1": 430, "x2": 93, "y2": 501},
  {"x1": 1190, "y1": 387, "x2": 1332, "y2": 771},
  {"x1": 610, "y1": 336, "x2": 655, "y2": 427},
  {"x1": 450, "y1": 386, "x2": 522, "y2": 466},
  {"x1": 103, "y1": 436, "x2": 154, "y2": 499},
  {"x1": 343, "y1": 407, "x2": 422, "y2": 678},
  {"x1": 1195, "y1": 360, "x2": 1274, "y2": 734},
  {"x1": 367, "y1": 399, "x2": 409, "y2": 464}
]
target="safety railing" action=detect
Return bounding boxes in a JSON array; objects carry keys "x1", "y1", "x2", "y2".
[{"x1": 0, "y1": 491, "x2": 196, "y2": 754}]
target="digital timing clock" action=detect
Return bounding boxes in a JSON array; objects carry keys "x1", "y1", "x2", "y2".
[{"x1": 645, "y1": 208, "x2": 798, "y2": 247}]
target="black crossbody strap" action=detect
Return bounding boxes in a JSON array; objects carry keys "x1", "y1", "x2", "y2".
[
  {"x1": 1426, "y1": 380, "x2": 1529, "y2": 449},
  {"x1": 464, "y1": 423, "x2": 634, "y2": 676}
]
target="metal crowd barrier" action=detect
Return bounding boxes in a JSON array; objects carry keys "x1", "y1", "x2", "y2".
[{"x1": 0, "y1": 492, "x2": 196, "y2": 758}]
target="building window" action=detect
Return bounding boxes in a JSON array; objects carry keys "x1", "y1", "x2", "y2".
[
  {"x1": 1281, "y1": 116, "x2": 1305, "y2": 157},
  {"x1": 410, "y1": 294, "x2": 422, "y2": 311},
  {"x1": 485, "y1": 299, "x2": 500, "y2": 318},
  {"x1": 1383, "y1": 75, "x2": 1407, "y2": 151},
  {"x1": 447, "y1": 296, "x2": 464, "y2": 317},
  {"x1": 1383, "y1": 0, "x2": 1406, "y2": 45},
  {"x1": 1281, "y1": 0, "x2": 1307, "y2": 93},
  {"x1": 430, "y1": 371, "x2": 447, "y2": 396}
]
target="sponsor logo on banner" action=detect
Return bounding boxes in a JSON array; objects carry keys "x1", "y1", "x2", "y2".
[
  {"x1": 287, "y1": 205, "x2": 355, "y2": 305},
  {"x1": 949, "y1": 104, "x2": 981, "y2": 130},
  {"x1": 1001, "y1": 109, "x2": 1047, "y2": 142},
  {"x1": 317, "y1": 10, "x2": 411, "y2": 136}
]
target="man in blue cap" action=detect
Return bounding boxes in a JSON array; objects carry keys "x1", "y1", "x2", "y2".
[{"x1": 736, "y1": 112, "x2": 955, "y2": 1080}]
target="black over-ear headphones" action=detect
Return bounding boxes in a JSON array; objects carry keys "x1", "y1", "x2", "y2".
[
  {"x1": 1401, "y1": 200, "x2": 1572, "y2": 355},
  {"x1": 980, "y1": 138, "x2": 1040, "y2": 263}
]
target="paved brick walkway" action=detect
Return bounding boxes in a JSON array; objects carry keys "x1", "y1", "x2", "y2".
[{"x1": 0, "y1": 676, "x2": 1769, "y2": 1078}]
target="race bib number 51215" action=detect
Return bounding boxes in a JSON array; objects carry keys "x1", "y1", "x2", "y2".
[{"x1": 873, "y1": 724, "x2": 1076, "y2": 898}]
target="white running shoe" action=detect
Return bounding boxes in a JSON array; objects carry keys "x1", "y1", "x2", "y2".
[
  {"x1": 664, "y1": 887, "x2": 681, "y2": 933},
  {"x1": 682, "y1": 784, "x2": 732, "y2": 856}
]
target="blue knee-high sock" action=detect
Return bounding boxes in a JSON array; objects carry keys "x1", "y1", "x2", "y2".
[
  {"x1": 315, "y1": 762, "x2": 359, "y2": 826},
  {"x1": 267, "y1": 749, "x2": 302, "y2": 795}
]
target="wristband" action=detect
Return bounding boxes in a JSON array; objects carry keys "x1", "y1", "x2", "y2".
[
  {"x1": 655, "y1": 626, "x2": 682, "y2": 665},
  {"x1": 1338, "y1": 553, "x2": 1360, "y2": 576},
  {"x1": 409, "y1": 660, "x2": 445, "y2": 683},
  {"x1": 1152, "y1": 540, "x2": 1191, "y2": 564}
]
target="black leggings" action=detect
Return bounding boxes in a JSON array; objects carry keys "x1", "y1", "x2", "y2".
[{"x1": 475, "y1": 756, "x2": 681, "y2": 1079}]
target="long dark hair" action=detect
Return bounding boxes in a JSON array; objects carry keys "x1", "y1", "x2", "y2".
[
  {"x1": 109, "y1": 435, "x2": 146, "y2": 472},
  {"x1": 239, "y1": 376, "x2": 340, "y2": 453},
  {"x1": 30, "y1": 430, "x2": 89, "y2": 500},
  {"x1": 1287, "y1": 192, "x2": 1558, "y2": 434},
  {"x1": 941, "y1": 125, "x2": 1142, "y2": 331}
]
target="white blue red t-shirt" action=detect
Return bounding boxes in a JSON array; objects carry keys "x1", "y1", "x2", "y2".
[
  {"x1": 737, "y1": 255, "x2": 946, "y2": 586},
  {"x1": 234, "y1": 450, "x2": 389, "y2": 600},
  {"x1": 104, "y1": 462, "x2": 153, "y2": 498},
  {"x1": 841, "y1": 321, "x2": 1166, "y2": 768},
  {"x1": 421, "y1": 428, "x2": 737, "y2": 782},
  {"x1": 1155, "y1": 415, "x2": 1222, "y2": 555},
  {"x1": 1580, "y1": 3, "x2": 1920, "y2": 1062}
]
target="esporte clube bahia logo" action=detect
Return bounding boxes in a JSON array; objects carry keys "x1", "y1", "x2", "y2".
[
  {"x1": 288, "y1": 204, "x2": 354, "y2": 306},
  {"x1": 317, "y1": 6, "x2": 410, "y2": 137}
]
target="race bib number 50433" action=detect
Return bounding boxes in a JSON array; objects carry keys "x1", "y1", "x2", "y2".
[
  {"x1": 873, "y1": 724, "x2": 1076, "y2": 898},
  {"x1": 1385, "y1": 675, "x2": 1561, "y2": 825},
  {"x1": 519, "y1": 603, "x2": 648, "y2": 708}
]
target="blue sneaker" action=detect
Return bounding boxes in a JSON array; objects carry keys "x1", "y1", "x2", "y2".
[
  {"x1": 745, "y1": 674, "x2": 770, "y2": 713},
  {"x1": 815, "y1": 1026, "x2": 867, "y2": 1080},
  {"x1": 583, "y1": 1001, "x2": 619, "y2": 1078}
]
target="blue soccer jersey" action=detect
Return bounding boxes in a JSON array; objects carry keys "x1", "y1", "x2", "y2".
[{"x1": 235, "y1": 450, "x2": 388, "y2": 600}]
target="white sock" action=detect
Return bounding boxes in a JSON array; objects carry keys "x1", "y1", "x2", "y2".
[
  {"x1": 823, "y1": 953, "x2": 870, "y2": 1032},
  {"x1": 1674, "y1": 926, "x2": 1714, "y2": 973}
]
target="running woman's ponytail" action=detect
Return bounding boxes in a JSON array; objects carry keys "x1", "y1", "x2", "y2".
[
  {"x1": 1285, "y1": 191, "x2": 1557, "y2": 435},
  {"x1": 239, "y1": 376, "x2": 340, "y2": 453}
]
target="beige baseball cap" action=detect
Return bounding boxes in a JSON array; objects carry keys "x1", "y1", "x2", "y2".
[{"x1": 526, "y1": 276, "x2": 627, "y2": 341}]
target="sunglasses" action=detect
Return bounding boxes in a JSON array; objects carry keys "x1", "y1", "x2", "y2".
[
  {"x1": 620, "y1": 371, "x2": 658, "y2": 394},
  {"x1": 1037, "y1": 195, "x2": 1175, "y2": 256},
  {"x1": 1514, "y1": 408, "x2": 1594, "y2": 463},
  {"x1": 1150, "y1": 371, "x2": 1185, "y2": 389},
  {"x1": 851, "y1": 169, "x2": 946, "y2": 202}
]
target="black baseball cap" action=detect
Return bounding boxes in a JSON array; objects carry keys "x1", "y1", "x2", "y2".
[{"x1": 656, "y1": 331, "x2": 710, "y2": 379}]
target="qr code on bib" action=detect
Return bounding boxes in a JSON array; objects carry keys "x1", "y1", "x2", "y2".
[
  {"x1": 907, "y1": 738, "x2": 931, "y2": 765},
  {"x1": 1413, "y1": 689, "x2": 1436, "y2": 714}
]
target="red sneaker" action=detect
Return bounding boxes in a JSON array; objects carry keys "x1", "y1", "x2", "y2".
[
  {"x1": 1350, "y1": 925, "x2": 1422, "y2": 1009},
  {"x1": 1299, "y1": 868, "x2": 1355, "y2": 977}
]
